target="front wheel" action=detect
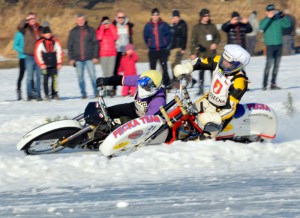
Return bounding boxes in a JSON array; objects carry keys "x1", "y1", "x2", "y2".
[{"x1": 17, "y1": 120, "x2": 83, "y2": 155}]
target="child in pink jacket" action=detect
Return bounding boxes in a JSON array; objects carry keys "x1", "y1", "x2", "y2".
[{"x1": 118, "y1": 44, "x2": 139, "y2": 96}]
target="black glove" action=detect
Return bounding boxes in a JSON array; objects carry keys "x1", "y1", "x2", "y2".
[
  {"x1": 97, "y1": 75, "x2": 123, "y2": 87},
  {"x1": 273, "y1": 10, "x2": 284, "y2": 19},
  {"x1": 96, "y1": 77, "x2": 108, "y2": 87}
]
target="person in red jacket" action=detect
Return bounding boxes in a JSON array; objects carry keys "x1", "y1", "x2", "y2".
[
  {"x1": 118, "y1": 44, "x2": 139, "y2": 96},
  {"x1": 34, "y1": 26, "x2": 63, "y2": 100},
  {"x1": 96, "y1": 16, "x2": 118, "y2": 97}
]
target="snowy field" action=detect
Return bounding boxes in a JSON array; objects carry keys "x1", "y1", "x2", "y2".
[{"x1": 0, "y1": 56, "x2": 300, "y2": 217}]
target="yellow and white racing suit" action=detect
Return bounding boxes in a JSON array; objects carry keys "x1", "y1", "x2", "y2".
[{"x1": 193, "y1": 56, "x2": 248, "y2": 138}]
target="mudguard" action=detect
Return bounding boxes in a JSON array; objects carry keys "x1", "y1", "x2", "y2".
[
  {"x1": 16, "y1": 120, "x2": 82, "y2": 151},
  {"x1": 100, "y1": 115, "x2": 167, "y2": 157},
  {"x1": 217, "y1": 103, "x2": 277, "y2": 140}
]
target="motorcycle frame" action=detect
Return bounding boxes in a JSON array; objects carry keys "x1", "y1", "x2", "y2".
[
  {"x1": 53, "y1": 86, "x2": 112, "y2": 149},
  {"x1": 153, "y1": 85, "x2": 203, "y2": 144}
]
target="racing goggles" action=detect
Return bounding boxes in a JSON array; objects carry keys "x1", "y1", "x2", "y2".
[
  {"x1": 219, "y1": 51, "x2": 242, "y2": 74},
  {"x1": 137, "y1": 76, "x2": 156, "y2": 91}
]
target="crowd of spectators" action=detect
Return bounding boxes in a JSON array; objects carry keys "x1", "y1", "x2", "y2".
[{"x1": 12, "y1": 4, "x2": 297, "y2": 101}]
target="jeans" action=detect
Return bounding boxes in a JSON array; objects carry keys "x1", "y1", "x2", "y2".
[
  {"x1": 26, "y1": 55, "x2": 41, "y2": 98},
  {"x1": 263, "y1": 45, "x2": 282, "y2": 87},
  {"x1": 75, "y1": 60, "x2": 97, "y2": 97}
]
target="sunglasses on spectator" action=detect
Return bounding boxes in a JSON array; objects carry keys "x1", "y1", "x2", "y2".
[{"x1": 118, "y1": 16, "x2": 125, "y2": 19}]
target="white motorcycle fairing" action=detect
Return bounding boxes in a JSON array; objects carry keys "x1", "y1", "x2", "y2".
[
  {"x1": 100, "y1": 103, "x2": 277, "y2": 157},
  {"x1": 217, "y1": 103, "x2": 277, "y2": 140},
  {"x1": 100, "y1": 115, "x2": 168, "y2": 157}
]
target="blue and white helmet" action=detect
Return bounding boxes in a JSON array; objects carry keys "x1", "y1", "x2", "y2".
[
  {"x1": 137, "y1": 70, "x2": 162, "y2": 99},
  {"x1": 219, "y1": 44, "x2": 250, "y2": 75}
]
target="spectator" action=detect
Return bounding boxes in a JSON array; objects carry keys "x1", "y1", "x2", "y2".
[
  {"x1": 13, "y1": 26, "x2": 26, "y2": 101},
  {"x1": 18, "y1": 12, "x2": 42, "y2": 101},
  {"x1": 282, "y1": 9, "x2": 297, "y2": 55},
  {"x1": 112, "y1": 10, "x2": 134, "y2": 96},
  {"x1": 67, "y1": 13, "x2": 99, "y2": 99},
  {"x1": 169, "y1": 9, "x2": 188, "y2": 76},
  {"x1": 118, "y1": 43, "x2": 139, "y2": 97},
  {"x1": 34, "y1": 26, "x2": 63, "y2": 100},
  {"x1": 190, "y1": 8, "x2": 221, "y2": 95},
  {"x1": 96, "y1": 16, "x2": 118, "y2": 97},
  {"x1": 246, "y1": 10, "x2": 259, "y2": 56},
  {"x1": 143, "y1": 8, "x2": 172, "y2": 88},
  {"x1": 259, "y1": 4, "x2": 291, "y2": 90},
  {"x1": 221, "y1": 11, "x2": 252, "y2": 49}
]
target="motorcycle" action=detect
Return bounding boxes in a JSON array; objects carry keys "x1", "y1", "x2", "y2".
[{"x1": 17, "y1": 80, "x2": 278, "y2": 158}]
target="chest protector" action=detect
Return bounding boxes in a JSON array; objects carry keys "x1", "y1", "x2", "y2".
[
  {"x1": 134, "y1": 99, "x2": 148, "y2": 116},
  {"x1": 208, "y1": 68, "x2": 233, "y2": 106}
]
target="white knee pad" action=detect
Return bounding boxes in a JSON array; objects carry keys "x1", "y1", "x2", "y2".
[{"x1": 198, "y1": 112, "x2": 222, "y2": 128}]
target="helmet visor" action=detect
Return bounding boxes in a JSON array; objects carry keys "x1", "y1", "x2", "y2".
[
  {"x1": 219, "y1": 55, "x2": 242, "y2": 74},
  {"x1": 137, "y1": 76, "x2": 156, "y2": 92}
]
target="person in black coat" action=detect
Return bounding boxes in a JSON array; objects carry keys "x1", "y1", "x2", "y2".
[
  {"x1": 221, "y1": 11, "x2": 252, "y2": 49},
  {"x1": 169, "y1": 9, "x2": 188, "y2": 71}
]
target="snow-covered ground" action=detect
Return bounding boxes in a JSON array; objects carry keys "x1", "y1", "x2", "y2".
[{"x1": 0, "y1": 56, "x2": 300, "y2": 217}]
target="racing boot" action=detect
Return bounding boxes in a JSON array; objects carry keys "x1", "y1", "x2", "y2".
[
  {"x1": 200, "y1": 122, "x2": 222, "y2": 140},
  {"x1": 83, "y1": 123, "x2": 111, "y2": 150},
  {"x1": 93, "y1": 123, "x2": 111, "y2": 141}
]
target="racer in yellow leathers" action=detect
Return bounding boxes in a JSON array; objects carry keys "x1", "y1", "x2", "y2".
[{"x1": 174, "y1": 44, "x2": 250, "y2": 139}]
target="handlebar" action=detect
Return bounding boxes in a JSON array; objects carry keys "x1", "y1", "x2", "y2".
[{"x1": 97, "y1": 86, "x2": 115, "y2": 128}]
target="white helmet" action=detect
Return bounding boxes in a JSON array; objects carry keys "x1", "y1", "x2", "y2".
[{"x1": 219, "y1": 44, "x2": 250, "y2": 75}]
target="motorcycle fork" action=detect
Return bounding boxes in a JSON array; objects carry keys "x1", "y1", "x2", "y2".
[
  {"x1": 160, "y1": 98, "x2": 203, "y2": 144},
  {"x1": 52, "y1": 125, "x2": 94, "y2": 149},
  {"x1": 167, "y1": 114, "x2": 203, "y2": 144}
]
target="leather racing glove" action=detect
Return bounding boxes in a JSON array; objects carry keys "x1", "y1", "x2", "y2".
[
  {"x1": 96, "y1": 75, "x2": 123, "y2": 87},
  {"x1": 173, "y1": 58, "x2": 199, "y2": 78}
]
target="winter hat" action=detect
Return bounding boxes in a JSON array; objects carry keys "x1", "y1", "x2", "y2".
[
  {"x1": 231, "y1": 11, "x2": 240, "y2": 18},
  {"x1": 125, "y1": 44, "x2": 135, "y2": 51},
  {"x1": 151, "y1": 8, "x2": 160, "y2": 15},
  {"x1": 101, "y1": 16, "x2": 110, "y2": 24},
  {"x1": 42, "y1": 26, "x2": 52, "y2": 34},
  {"x1": 172, "y1": 9, "x2": 180, "y2": 17},
  {"x1": 266, "y1": 4, "x2": 275, "y2": 11},
  {"x1": 199, "y1": 8, "x2": 210, "y2": 17}
]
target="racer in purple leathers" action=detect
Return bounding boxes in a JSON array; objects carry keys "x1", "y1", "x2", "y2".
[
  {"x1": 92, "y1": 70, "x2": 165, "y2": 141},
  {"x1": 96, "y1": 69, "x2": 166, "y2": 126}
]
